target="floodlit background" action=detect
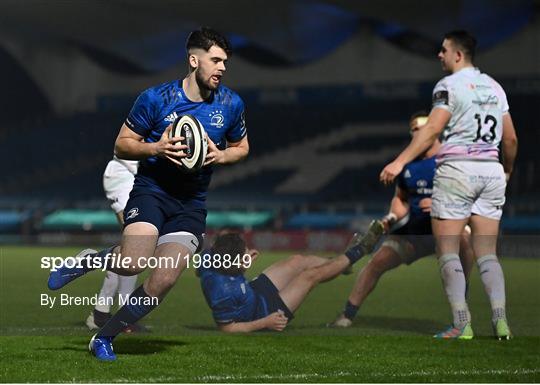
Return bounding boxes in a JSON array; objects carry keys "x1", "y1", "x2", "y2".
[{"x1": 0, "y1": 0, "x2": 538, "y2": 249}]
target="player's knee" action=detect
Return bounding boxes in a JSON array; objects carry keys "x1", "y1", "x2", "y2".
[{"x1": 288, "y1": 254, "x2": 308, "y2": 268}]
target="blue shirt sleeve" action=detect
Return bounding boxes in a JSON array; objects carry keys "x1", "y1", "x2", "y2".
[
  {"x1": 125, "y1": 89, "x2": 156, "y2": 137},
  {"x1": 226, "y1": 96, "x2": 247, "y2": 143}
]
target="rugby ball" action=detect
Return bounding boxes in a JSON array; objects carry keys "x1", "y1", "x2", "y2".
[{"x1": 169, "y1": 114, "x2": 208, "y2": 172}]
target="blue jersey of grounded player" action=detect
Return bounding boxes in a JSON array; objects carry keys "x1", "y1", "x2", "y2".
[
  {"x1": 125, "y1": 80, "x2": 246, "y2": 203},
  {"x1": 198, "y1": 264, "x2": 265, "y2": 324},
  {"x1": 397, "y1": 156, "x2": 436, "y2": 218}
]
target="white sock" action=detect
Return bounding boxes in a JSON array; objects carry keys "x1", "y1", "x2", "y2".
[
  {"x1": 439, "y1": 253, "x2": 470, "y2": 328},
  {"x1": 477, "y1": 254, "x2": 507, "y2": 322},
  {"x1": 117, "y1": 274, "x2": 138, "y2": 301},
  {"x1": 95, "y1": 272, "x2": 119, "y2": 313}
]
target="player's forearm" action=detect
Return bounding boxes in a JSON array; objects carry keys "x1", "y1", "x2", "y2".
[
  {"x1": 501, "y1": 137, "x2": 518, "y2": 174},
  {"x1": 395, "y1": 125, "x2": 438, "y2": 165},
  {"x1": 218, "y1": 318, "x2": 266, "y2": 333},
  {"x1": 115, "y1": 138, "x2": 158, "y2": 160},
  {"x1": 388, "y1": 196, "x2": 409, "y2": 221},
  {"x1": 217, "y1": 144, "x2": 249, "y2": 165}
]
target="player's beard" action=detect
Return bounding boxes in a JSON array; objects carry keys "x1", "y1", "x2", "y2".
[{"x1": 195, "y1": 69, "x2": 218, "y2": 93}]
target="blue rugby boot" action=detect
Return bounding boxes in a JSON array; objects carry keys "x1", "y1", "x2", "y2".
[
  {"x1": 47, "y1": 248, "x2": 97, "y2": 290},
  {"x1": 89, "y1": 334, "x2": 116, "y2": 361}
]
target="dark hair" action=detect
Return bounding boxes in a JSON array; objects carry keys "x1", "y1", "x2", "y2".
[
  {"x1": 410, "y1": 110, "x2": 429, "y2": 121},
  {"x1": 444, "y1": 30, "x2": 477, "y2": 62},
  {"x1": 186, "y1": 27, "x2": 232, "y2": 56},
  {"x1": 210, "y1": 232, "x2": 246, "y2": 276}
]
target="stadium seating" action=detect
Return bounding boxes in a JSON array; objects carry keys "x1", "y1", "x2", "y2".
[{"x1": 1, "y1": 83, "x2": 538, "y2": 234}]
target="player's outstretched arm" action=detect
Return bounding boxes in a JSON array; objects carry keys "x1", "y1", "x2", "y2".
[
  {"x1": 501, "y1": 113, "x2": 518, "y2": 181},
  {"x1": 114, "y1": 124, "x2": 187, "y2": 162},
  {"x1": 380, "y1": 109, "x2": 450, "y2": 185},
  {"x1": 218, "y1": 311, "x2": 288, "y2": 333},
  {"x1": 204, "y1": 135, "x2": 249, "y2": 166}
]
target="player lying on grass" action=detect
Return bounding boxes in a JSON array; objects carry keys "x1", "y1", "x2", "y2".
[
  {"x1": 330, "y1": 111, "x2": 475, "y2": 328},
  {"x1": 198, "y1": 223, "x2": 384, "y2": 332}
]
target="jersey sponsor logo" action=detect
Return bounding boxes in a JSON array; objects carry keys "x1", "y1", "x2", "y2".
[
  {"x1": 473, "y1": 84, "x2": 491, "y2": 90},
  {"x1": 416, "y1": 187, "x2": 433, "y2": 195},
  {"x1": 432, "y1": 90, "x2": 449, "y2": 106},
  {"x1": 126, "y1": 208, "x2": 139, "y2": 220},
  {"x1": 472, "y1": 95, "x2": 499, "y2": 106},
  {"x1": 164, "y1": 111, "x2": 179, "y2": 123},
  {"x1": 417, "y1": 179, "x2": 428, "y2": 187},
  {"x1": 209, "y1": 110, "x2": 225, "y2": 128}
]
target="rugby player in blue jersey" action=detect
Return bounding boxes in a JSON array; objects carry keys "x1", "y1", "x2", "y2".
[
  {"x1": 199, "y1": 223, "x2": 384, "y2": 332},
  {"x1": 330, "y1": 111, "x2": 474, "y2": 328},
  {"x1": 48, "y1": 27, "x2": 249, "y2": 360}
]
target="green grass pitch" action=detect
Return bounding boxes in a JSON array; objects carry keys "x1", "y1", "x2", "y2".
[{"x1": 1, "y1": 245, "x2": 539, "y2": 382}]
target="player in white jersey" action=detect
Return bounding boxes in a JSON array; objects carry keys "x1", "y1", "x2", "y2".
[
  {"x1": 85, "y1": 157, "x2": 145, "y2": 332},
  {"x1": 380, "y1": 30, "x2": 518, "y2": 340}
]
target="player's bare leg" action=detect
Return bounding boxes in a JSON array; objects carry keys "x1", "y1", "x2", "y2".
[
  {"x1": 349, "y1": 246, "x2": 403, "y2": 306},
  {"x1": 331, "y1": 244, "x2": 404, "y2": 327},
  {"x1": 279, "y1": 255, "x2": 352, "y2": 312},
  {"x1": 109, "y1": 223, "x2": 159, "y2": 275},
  {"x1": 95, "y1": 242, "x2": 191, "y2": 339},
  {"x1": 432, "y1": 217, "x2": 473, "y2": 339},
  {"x1": 262, "y1": 254, "x2": 328, "y2": 291},
  {"x1": 469, "y1": 215, "x2": 511, "y2": 339},
  {"x1": 143, "y1": 243, "x2": 190, "y2": 299}
]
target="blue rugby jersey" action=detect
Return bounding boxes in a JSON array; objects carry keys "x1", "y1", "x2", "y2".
[
  {"x1": 198, "y1": 264, "x2": 258, "y2": 324},
  {"x1": 397, "y1": 156, "x2": 436, "y2": 219},
  {"x1": 125, "y1": 80, "x2": 246, "y2": 202}
]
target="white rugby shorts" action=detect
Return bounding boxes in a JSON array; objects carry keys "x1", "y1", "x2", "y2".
[
  {"x1": 103, "y1": 159, "x2": 137, "y2": 214},
  {"x1": 431, "y1": 160, "x2": 506, "y2": 220}
]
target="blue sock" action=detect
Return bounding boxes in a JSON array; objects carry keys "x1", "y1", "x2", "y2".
[
  {"x1": 97, "y1": 285, "x2": 159, "y2": 339},
  {"x1": 343, "y1": 300, "x2": 359, "y2": 320},
  {"x1": 345, "y1": 244, "x2": 365, "y2": 264}
]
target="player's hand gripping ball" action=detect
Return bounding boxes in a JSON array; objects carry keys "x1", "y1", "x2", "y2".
[{"x1": 169, "y1": 115, "x2": 208, "y2": 172}]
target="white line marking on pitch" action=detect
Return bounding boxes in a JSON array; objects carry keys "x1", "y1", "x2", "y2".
[
  {"x1": 76, "y1": 368, "x2": 539, "y2": 382},
  {"x1": 194, "y1": 368, "x2": 540, "y2": 382}
]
